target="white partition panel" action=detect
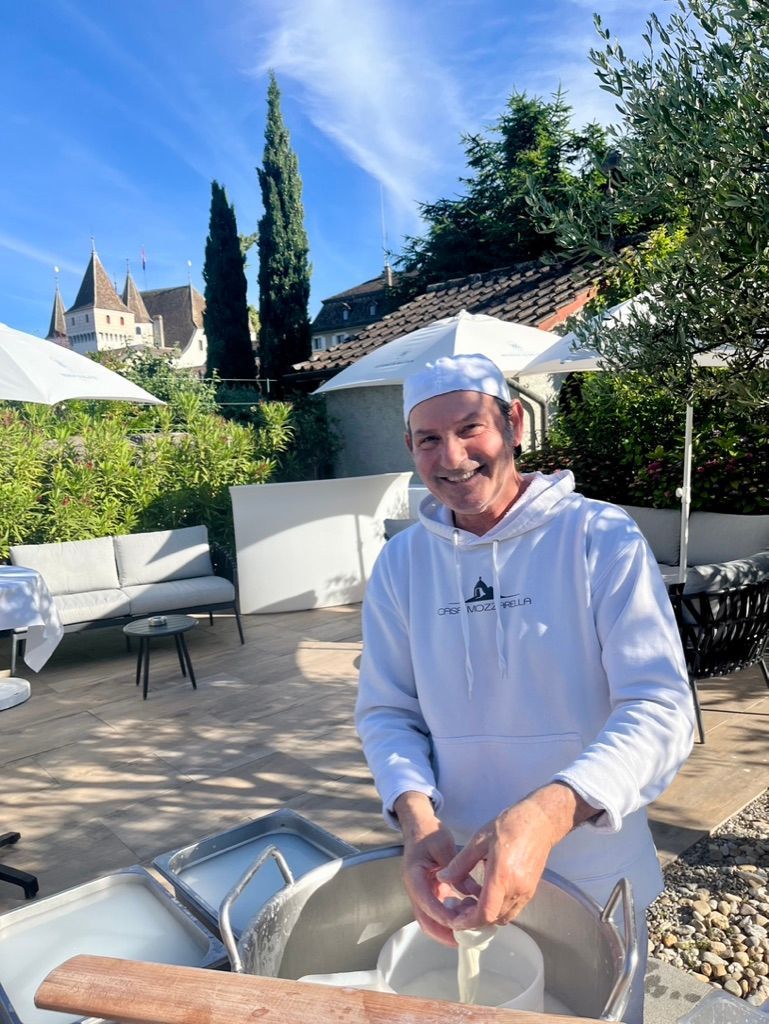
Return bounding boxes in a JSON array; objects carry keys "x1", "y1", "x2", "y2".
[{"x1": 230, "y1": 472, "x2": 412, "y2": 613}]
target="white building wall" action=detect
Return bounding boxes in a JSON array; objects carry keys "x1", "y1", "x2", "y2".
[
  {"x1": 93, "y1": 308, "x2": 136, "y2": 350},
  {"x1": 172, "y1": 327, "x2": 208, "y2": 370},
  {"x1": 324, "y1": 386, "x2": 413, "y2": 479}
]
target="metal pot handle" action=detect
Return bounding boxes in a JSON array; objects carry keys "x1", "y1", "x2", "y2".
[
  {"x1": 219, "y1": 843, "x2": 294, "y2": 973},
  {"x1": 599, "y1": 878, "x2": 638, "y2": 1021}
]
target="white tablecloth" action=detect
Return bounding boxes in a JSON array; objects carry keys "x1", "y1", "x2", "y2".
[{"x1": 0, "y1": 565, "x2": 63, "y2": 671}]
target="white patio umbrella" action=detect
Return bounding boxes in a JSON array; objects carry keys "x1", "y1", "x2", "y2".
[
  {"x1": 314, "y1": 309, "x2": 557, "y2": 393},
  {"x1": 0, "y1": 323, "x2": 163, "y2": 405},
  {"x1": 516, "y1": 297, "x2": 728, "y2": 585}
]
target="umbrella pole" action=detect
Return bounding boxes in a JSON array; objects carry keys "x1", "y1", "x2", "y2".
[{"x1": 675, "y1": 403, "x2": 694, "y2": 586}]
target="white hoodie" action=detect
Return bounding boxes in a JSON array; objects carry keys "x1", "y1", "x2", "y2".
[{"x1": 355, "y1": 470, "x2": 695, "y2": 909}]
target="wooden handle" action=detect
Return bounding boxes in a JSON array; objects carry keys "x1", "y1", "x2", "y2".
[{"x1": 35, "y1": 955, "x2": 607, "y2": 1024}]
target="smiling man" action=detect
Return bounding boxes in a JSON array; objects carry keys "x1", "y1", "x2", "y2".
[{"x1": 355, "y1": 352, "x2": 695, "y2": 1023}]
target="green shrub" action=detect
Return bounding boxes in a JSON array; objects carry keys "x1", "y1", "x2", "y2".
[
  {"x1": 519, "y1": 370, "x2": 769, "y2": 513},
  {"x1": 274, "y1": 393, "x2": 341, "y2": 482},
  {"x1": 0, "y1": 363, "x2": 293, "y2": 559}
]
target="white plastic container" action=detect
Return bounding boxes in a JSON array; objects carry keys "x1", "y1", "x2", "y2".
[{"x1": 376, "y1": 920, "x2": 544, "y2": 1012}]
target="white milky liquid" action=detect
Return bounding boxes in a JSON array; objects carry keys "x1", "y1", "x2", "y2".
[
  {"x1": 0, "y1": 881, "x2": 206, "y2": 1024},
  {"x1": 396, "y1": 966, "x2": 521, "y2": 1006},
  {"x1": 455, "y1": 927, "x2": 495, "y2": 1004},
  {"x1": 179, "y1": 833, "x2": 329, "y2": 934}
]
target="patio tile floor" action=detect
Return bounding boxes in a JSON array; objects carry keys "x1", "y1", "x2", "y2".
[{"x1": 1, "y1": 605, "x2": 767, "y2": 915}]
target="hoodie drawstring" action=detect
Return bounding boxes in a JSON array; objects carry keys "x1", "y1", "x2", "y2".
[
  {"x1": 453, "y1": 534, "x2": 508, "y2": 699},
  {"x1": 491, "y1": 540, "x2": 508, "y2": 679},
  {"x1": 453, "y1": 530, "x2": 475, "y2": 699}
]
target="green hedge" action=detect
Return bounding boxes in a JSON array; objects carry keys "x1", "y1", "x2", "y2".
[
  {"x1": 0, "y1": 354, "x2": 296, "y2": 560},
  {"x1": 518, "y1": 371, "x2": 768, "y2": 513}
]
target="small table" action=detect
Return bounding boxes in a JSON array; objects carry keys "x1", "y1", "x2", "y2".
[{"x1": 123, "y1": 615, "x2": 198, "y2": 700}]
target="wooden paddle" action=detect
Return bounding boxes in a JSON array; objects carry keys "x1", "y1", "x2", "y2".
[{"x1": 35, "y1": 955, "x2": 613, "y2": 1024}]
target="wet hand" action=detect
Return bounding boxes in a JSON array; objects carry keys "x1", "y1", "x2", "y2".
[
  {"x1": 394, "y1": 792, "x2": 480, "y2": 946},
  {"x1": 436, "y1": 783, "x2": 597, "y2": 929}
]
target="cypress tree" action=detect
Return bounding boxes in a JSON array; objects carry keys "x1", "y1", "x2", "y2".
[
  {"x1": 203, "y1": 180, "x2": 255, "y2": 382},
  {"x1": 257, "y1": 72, "x2": 311, "y2": 395}
]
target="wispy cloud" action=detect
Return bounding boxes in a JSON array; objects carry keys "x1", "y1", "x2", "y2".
[
  {"x1": 241, "y1": 0, "x2": 470, "y2": 236},
  {"x1": 0, "y1": 234, "x2": 81, "y2": 275}
]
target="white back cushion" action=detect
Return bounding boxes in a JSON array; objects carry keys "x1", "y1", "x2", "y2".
[
  {"x1": 10, "y1": 537, "x2": 119, "y2": 595},
  {"x1": 688, "y1": 513, "x2": 769, "y2": 566},
  {"x1": 619, "y1": 505, "x2": 681, "y2": 566},
  {"x1": 114, "y1": 526, "x2": 213, "y2": 586}
]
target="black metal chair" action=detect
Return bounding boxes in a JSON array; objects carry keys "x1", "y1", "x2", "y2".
[{"x1": 669, "y1": 579, "x2": 769, "y2": 744}]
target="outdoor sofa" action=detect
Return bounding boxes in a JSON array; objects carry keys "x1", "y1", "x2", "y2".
[
  {"x1": 7, "y1": 525, "x2": 244, "y2": 671},
  {"x1": 619, "y1": 506, "x2": 769, "y2": 592}
]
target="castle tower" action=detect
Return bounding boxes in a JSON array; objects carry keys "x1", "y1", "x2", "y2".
[
  {"x1": 46, "y1": 273, "x2": 69, "y2": 347},
  {"x1": 122, "y1": 267, "x2": 155, "y2": 347},
  {"x1": 65, "y1": 246, "x2": 135, "y2": 353}
]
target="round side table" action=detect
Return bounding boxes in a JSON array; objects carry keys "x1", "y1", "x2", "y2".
[{"x1": 123, "y1": 615, "x2": 198, "y2": 700}]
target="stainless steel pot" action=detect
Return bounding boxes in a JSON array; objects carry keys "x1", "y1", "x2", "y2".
[{"x1": 220, "y1": 844, "x2": 636, "y2": 1022}]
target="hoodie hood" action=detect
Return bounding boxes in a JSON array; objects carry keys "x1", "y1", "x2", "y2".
[{"x1": 417, "y1": 469, "x2": 578, "y2": 544}]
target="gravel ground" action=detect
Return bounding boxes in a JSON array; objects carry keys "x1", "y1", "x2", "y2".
[{"x1": 648, "y1": 789, "x2": 769, "y2": 1008}]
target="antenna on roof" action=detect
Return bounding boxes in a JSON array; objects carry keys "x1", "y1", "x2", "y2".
[
  {"x1": 379, "y1": 184, "x2": 389, "y2": 263},
  {"x1": 187, "y1": 259, "x2": 192, "y2": 286},
  {"x1": 54, "y1": 265, "x2": 60, "y2": 287},
  {"x1": 380, "y1": 184, "x2": 393, "y2": 288},
  {"x1": 90, "y1": 235, "x2": 96, "y2": 254}
]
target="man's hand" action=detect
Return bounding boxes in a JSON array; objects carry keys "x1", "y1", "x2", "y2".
[
  {"x1": 436, "y1": 783, "x2": 598, "y2": 929},
  {"x1": 394, "y1": 792, "x2": 479, "y2": 946}
]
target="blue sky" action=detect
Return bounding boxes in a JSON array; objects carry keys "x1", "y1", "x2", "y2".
[{"x1": 1, "y1": 0, "x2": 661, "y2": 337}]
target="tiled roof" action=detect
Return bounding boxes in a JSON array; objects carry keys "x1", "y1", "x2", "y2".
[
  {"x1": 291, "y1": 257, "x2": 595, "y2": 382},
  {"x1": 142, "y1": 284, "x2": 205, "y2": 349},
  {"x1": 46, "y1": 286, "x2": 67, "y2": 341},
  {"x1": 321, "y1": 270, "x2": 402, "y2": 303},
  {"x1": 67, "y1": 251, "x2": 130, "y2": 314},
  {"x1": 311, "y1": 270, "x2": 406, "y2": 335},
  {"x1": 122, "y1": 272, "x2": 152, "y2": 323}
]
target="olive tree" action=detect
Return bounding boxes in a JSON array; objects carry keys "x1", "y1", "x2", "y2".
[{"x1": 532, "y1": 0, "x2": 769, "y2": 396}]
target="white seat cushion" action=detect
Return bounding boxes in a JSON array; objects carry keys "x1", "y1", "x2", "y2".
[
  {"x1": 114, "y1": 526, "x2": 214, "y2": 586},
  {"x1": 384, "y1": 518, "x2": 415, "y2": 538},
  {"x1": 688, "y1": 513, "x2": 769, "y2": 566},
  {"x1": 10, "y1": 537, "x2": 119, "y2": 596},
  {"x1": 123, "y1": 576, "x2": 235, "y2": 617},
  {"x1": 55, "y1": 589, "x2": 131, "y2": 626},
  {"x1": 683, "y1": 552, "x2": 769, "y2": 594},
  {"x1": 619, "y1": 505, "x2": 680, "y2": 566}
]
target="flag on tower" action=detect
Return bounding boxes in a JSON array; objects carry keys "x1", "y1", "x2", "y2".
[{"x1": 141, "y1": 246, "x2": 147, "y2": 272}]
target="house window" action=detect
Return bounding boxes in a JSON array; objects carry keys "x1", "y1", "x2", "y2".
[
  {"x1": 342, "y1": 307, "x2": 349, "y2": 321},
  {"x1": 369, "y1": 302, "x2": 377, "y2": 316},
  {"x1": 106, "y1": 315, "x2": 111, "y2": 324},
  {"x1": 312, "y1": 337, "x2": 326, "y2": 352},
  {"x1": 136, "y1": 326, "x2": 141, "y2": 335},
  {"x1": 71, "y1": 317, "x2": 75, "y2": 325},
  {"x1": 120, "y1": 316, "x2": 125, "y2": 326},
  {"x1": 85, "y1": 313, "x2": 89, "y2": 322}
]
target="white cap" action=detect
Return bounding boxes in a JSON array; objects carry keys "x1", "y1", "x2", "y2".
[{"x1": 403, "y1": 353, "x2": 511, "y2": 425}]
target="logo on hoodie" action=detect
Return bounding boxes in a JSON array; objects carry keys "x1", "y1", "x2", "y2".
[{"x1": 436, "y1": 575, "x2": 532, "y2": 615}]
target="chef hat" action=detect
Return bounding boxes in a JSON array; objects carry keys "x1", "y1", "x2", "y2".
[{"x1": 403, "y1": 353, "x2": 511, "y2": 425}]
